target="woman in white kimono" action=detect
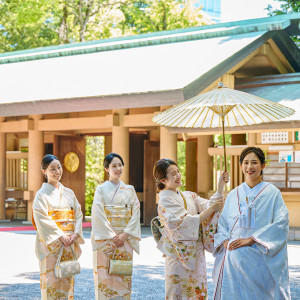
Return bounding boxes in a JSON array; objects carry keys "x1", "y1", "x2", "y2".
[
  {"x1": 154, "y1": 158, "x2": 228, "y2": 300},
  {"x1": 91, "y1": 153, "x2": 141, "y2": 300},
  {"x1": 213, "y1": 147, "x2": 290, "y2": 300},
  {"x1": 33, "y1": 154, "x2": 84, "y2": 300}
]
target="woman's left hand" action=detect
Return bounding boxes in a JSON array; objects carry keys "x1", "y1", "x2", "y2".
[
  {"x1": 228, "y1": 237, "x2": 255, "y2": 251},
  {"x1": 113, "y1": 233, "x2": 129, "y2": 248},
  {"x1": 65, "y1": 233, "x2": 79, "y2": 246}
]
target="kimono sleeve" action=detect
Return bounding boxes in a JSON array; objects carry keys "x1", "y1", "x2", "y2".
[
  {"x1": 191, "y1": 192, "x2": 222, "y2": 253},
  {"x1": 123, "y1": 187, "x2": 141, "y2": 241},
  {"x1": 213, "y1": 193, "x2": 232, "y2": 253},
  {"x1": 73, "y1": 193, "x2": 84, "y2": 244},
  {"x1": 251, "y1": 190, "x2": 289, "y2": 257},
  {"x1": 193, "y1": 191, "x2": 222, "y2": 217},
  {"x1": 91, "y1": 185, "x2": 116, "y2": 240},
  {"x1": 33, "y1": 192, "x2": 64, "y2": 245},
  {"x1": 160, "y1": 196, "x2": 200, "y2": 242}
]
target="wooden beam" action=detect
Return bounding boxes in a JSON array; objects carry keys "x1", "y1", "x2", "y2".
[
  {"x1": 123, "y1": 113, "x2": 156, "y2": 127},
  {"x1": 38, "y1": 115, "x2": 115, "y2": 131},
  {"x1": 226, "y1": 48, "x2": 261, "y2": 75},
  {"x1": 6, "y1": 152, "x2": 28, "y2": 159},
  {"x1": 0, "y1": 120, "x2": 34, "y2": 133},
  {"x1": 261, "y1": 44, "x2": 290, "y2": 74},
  {"x1": 268, "y1": 39, "x2": 295, "y2": 73},
  {"x1": 6, "y1": 190, "x2": 25, "y2": 199}
]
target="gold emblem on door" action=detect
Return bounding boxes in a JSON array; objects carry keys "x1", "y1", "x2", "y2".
[{"x1": 64, "y1": 152, "x2": 80, "y2": 173}]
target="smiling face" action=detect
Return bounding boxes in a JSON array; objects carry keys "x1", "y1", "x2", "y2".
[
  {"x1": 105, "y1": 157, "x2": 124, "y2": 181},
  {"x1": 161, "y1": 164, "x2": 182, "y2": 191},
  {"x1": 241, "y1": 152, "x2": 265, "y2": 186},
  {"x1": 42, "y1": 159, "x2": 63, "y2": 185}
]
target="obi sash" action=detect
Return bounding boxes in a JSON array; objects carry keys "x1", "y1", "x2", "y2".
[
  {"x1": 104, "y1": 205, "x2": 132, "y2": 229},
  {"x1": 48, "y1": 209, "x2": 75, "y2": 231}
]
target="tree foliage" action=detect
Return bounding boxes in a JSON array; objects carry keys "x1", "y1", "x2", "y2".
[
  {"x1": 0, "y1": 0, "x2": 210, "y2": 52},
  {"x1": 267, "y1": 0, "x2": 300, "y2": 45},
  {"x1": 85, "y1": 136, "x2": 105, "y2": 215},
  {"x1": 119, "y1": 0, "x2": 210, "y2": 35},
  {"x1": 177, "y1": 141, "x2": 186, "y2": 191}
]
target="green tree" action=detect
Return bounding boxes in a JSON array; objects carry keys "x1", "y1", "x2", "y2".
[
  {"x1": 0, "y1": 0, "x2": 58, "y2": 52},
  {"x1": 85, "y1": 136, "x2": 105, "y2": 215},
  {"x1": 267, "y1": 0, "x2": 300, "y2": 45},
  {"x1": 177, "y1": 141, "x2": 186, "y2": 191},
  {"x1": 0, "y1": 0, "x2": 210, "y2": 52},
  {"x1": 119, "y1": 0, "x2": 210, "y2": 35},
  {"x1": 0, "y1": 0, "x2": 127, "y2": 52}
]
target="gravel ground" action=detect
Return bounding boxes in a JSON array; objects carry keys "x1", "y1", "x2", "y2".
[{"x1": 0, "y1": 227, "x2": 299, "y2": 299}]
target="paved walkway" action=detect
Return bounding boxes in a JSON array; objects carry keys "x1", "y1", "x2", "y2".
[{"x1": 0, "y1": 226, "x2": 299, "y2": 299}]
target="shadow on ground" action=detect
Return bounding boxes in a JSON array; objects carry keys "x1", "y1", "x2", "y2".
[{"x1": 0, "y1": 261, "x2": 298, "y2": 299}]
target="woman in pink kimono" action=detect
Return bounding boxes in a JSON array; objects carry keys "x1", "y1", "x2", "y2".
[
  {"x1": 33, "y1": 154, "x2": 84, "y2": 299},
  {"x1": 91, "y1": 153, "x2": 141, "y2": 299},
  {"x1": 154, "y1": 158, "x2": 228, "y2": 300}
]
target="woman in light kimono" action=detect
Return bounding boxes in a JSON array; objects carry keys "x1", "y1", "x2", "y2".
[
  {"x1": 213, "y1": 147, "x2": 290, "y2": 300},
  {"x1": 91, "y1": 153, "x2": 141, "y2": 300},
  {"x1": 33, "y1": 154, "x2": 84, "y2": 300},
  {"x1": 154, "y1": 158, "x2": 228, "y2": 300}
]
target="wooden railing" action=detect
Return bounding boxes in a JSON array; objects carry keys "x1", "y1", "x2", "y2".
[
  {"x1": 6, "y1": 151, "x2": 28, "y2": 190},
  {"x1": 208, "y1": 146, "x2": 247, "y2": 191}
]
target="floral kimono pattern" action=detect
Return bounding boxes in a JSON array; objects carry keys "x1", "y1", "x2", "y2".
[
  {"x1": 33, "y1": 183, "x2": 84, "y2": 300},
  {"x1": 91, "y1": 181, "x2": 141, "y2": 300},
  {"x1": 157, "y1": 190, "x2": 222, "y2": 300}
]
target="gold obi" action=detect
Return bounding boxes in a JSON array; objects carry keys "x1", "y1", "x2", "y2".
[
  {"x1": 48, "y1": 209, "x2": 75, "y2": 231},
  {"x1": 104, "y1": 205, "x2": 132, "y2": 228}
]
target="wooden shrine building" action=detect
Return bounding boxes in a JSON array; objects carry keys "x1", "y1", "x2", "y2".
[{"x1": 0, "y1": 13, "x2": 300, "y2": 226}]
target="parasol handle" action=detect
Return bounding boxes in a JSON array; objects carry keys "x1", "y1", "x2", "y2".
[{"x1": 221, "y1": 116, "x2": 227, "y2": 172}]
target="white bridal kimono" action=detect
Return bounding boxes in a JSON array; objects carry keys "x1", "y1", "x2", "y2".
[
  {"x1": 91, "y1": 180, "x2": 141, "y2": 300},
  {"x1": 33, "y1": 182, "x2": 84, "y2": 300},
  {"x1": 213, "y1": 182, "x2": 290, "y2": 300},
  {"x1": 157, "y1": 190, "x2": 222, "y2": 300}
]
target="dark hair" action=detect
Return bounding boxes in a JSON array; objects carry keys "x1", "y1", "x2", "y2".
[
  {"x1": 239, "y1": 147, "x2": 265, "y2": 175},
  {"x1": 41, "y1": 154, "x2": 59, "y2": 170},
  {"x1": 153, "y1": 159, "x2": 178, "y2": 192},
  {"x1": 103, "y1": 153, "x2": 124, "y2": 169}
]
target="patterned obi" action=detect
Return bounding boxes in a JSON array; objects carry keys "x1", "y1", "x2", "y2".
[
  {"x1": 48, "y1": 209, "x2": 75, "y2": 231},
  {"x1": 104, "y1": 205, "x2": 132, "y2": 230}
]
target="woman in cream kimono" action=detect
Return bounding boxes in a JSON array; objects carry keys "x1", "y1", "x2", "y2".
[
  {"x1": 154, "y1": 158, "x2": 228, "y2": 300},
  {"x1": 33, "y1": 154, "x2": 84, "y2": 300},
  {"x1": 213, "y1": 147, "x2": 290, "y2": 299},
  {"x1": 91, "y1": 153, "x2": 141, "y2": 300}
]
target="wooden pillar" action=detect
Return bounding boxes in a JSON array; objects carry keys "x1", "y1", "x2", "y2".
[
  {"x1": 197, "y1": 135, "x2": 214, "y2": 197},
  {"x1": 104, "y1": 135, "x2": 112, "y2": 181},
  {"x1": 0, "y1": 117, "x2": 6, "y2": 220},
  {"x1": 160, "y1": 127, "x2": 177, "y2": 162},
  {"x1": 232, "y1": 134, "x2": 247, "y2": 145},
  {"x1": 248, "y1": 133, "x2": 256, "y2": 146},
  {"x1": 186, "y1": 140, "x2": 197, "y2": 192},
  {"x1": 112, "y1": 109, "x2": 129, "y2": 184},
  {"x1": 28, "y1": 115, "x2": 44, "y2": 222}
]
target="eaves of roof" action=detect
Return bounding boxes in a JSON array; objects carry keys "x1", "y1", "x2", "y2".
[{"x1": 0, "y1": 13, "x2": 299, "y2": 65}]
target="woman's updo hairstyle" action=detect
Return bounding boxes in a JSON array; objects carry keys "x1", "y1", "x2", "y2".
[
  {"x1": 103, "y1": 153, "x2": 124, "y2": 169},
  {"x1": 41, "y1": 154, "x2": 59, "y2": 180},
  {"x1": 153, "y1": 159, "x2": 178, "y2": 192},
  {"x1": 239, "y1": 147, "x2": 265, "y2": 175},
  {"x1": 41, "y1": 154, "x2": 59, "y2": 171}
]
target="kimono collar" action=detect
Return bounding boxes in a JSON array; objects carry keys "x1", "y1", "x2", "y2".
[
  {"x1": 159, "y1": 189, "x2": 183, "y2": 202},
  {"x1": 105, "y1": 180, "x2": 125, "y2": 188},
  {"x1": 242, "y1": 181, "x2": 268, "y2": 201},
  {"x1": 41, "y1": 182, "x2": 63, "y2": 195}
]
